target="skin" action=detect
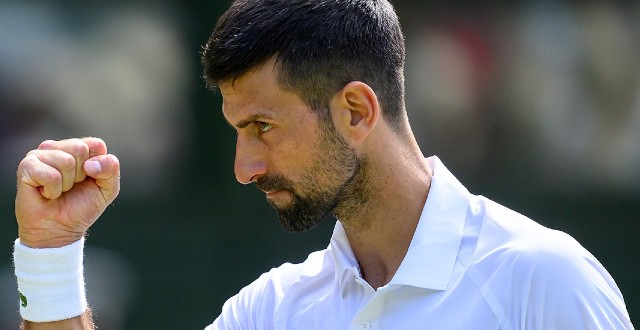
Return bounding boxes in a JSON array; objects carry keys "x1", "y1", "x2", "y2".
[
  {"x1": 13, "y1": 57, "x2": 432, "y2": 327},
  {"x1": 222, "y1": 58, "x2": 433, "y2": 288},
  {"x1": 21, "y1": 310, "x2": 96, "y2": 330},
  {"x1": 222, "y1": 60, "x2": 364, "y2": 233},
  {"x1": 15, "y1": 137, "x2": 119, "y2": 329}
]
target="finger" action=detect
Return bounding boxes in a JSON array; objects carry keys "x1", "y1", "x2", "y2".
[
  {"x1": 38, "y1": 139, "x2": 90, "y2": 185},
  {"x1": 82, "y1": 137, "x2": 108, "y2": 158},
  {"x1": 17, "y1": 153, "x2": 64, "y2": 200},
  {"x1": 28, "y1": 149, "x2": 79, "y2": 194},
  {"x1": 84, "y1": 154, "x2": 120, "y2": 204}
]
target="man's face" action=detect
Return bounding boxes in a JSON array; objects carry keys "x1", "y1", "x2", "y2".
[{"x1": 220, "y1": 59, "x2": 361, "y2": 232}]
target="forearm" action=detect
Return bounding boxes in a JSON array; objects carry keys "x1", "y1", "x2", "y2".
[
  {"x1": 22, "y1": 310, "x2": 95, "y2": 330},
  {"x1": 13, "y1": 138, "x2": 119, "y2": 330}
]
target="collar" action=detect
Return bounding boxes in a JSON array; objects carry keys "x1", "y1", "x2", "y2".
[
  {"x1": 389, "y1": 156, "x2": 470, "y2": 290},
  {"x1": 329, "y1": 220, "x2": 359, "y2": 294},
  {"x1": 329, "y1": 156, "x2": 470, "y2": 293}
]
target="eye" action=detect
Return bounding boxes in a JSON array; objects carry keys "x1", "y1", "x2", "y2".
[{"x1": 256, "y1": 121, "x2": 273, "y2": 133}]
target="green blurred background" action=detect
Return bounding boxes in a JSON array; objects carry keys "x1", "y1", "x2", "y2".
[{"x1": 1, "y1": 1, "x2": 638, "y2": 328}]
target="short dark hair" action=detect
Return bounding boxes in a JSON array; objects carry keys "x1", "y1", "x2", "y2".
[{"x1": 202, "y1": 0, "x2": 406, "y2": 130}]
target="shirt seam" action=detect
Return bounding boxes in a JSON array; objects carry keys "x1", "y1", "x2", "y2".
[
  {"x1": 458, "y1": 209, "x2": 511, "y2": 330},
  {"x1": 461, "y1": 260, "x2": 511, "y2": 330}
]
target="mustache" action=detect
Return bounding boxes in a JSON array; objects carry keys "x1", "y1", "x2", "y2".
[{"x1": 255, "y1": 175, "x2": 295, "y2": 192}]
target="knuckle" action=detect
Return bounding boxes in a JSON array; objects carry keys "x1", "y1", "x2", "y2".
[
  {"x1": 57, "y1": 151, "x2": 77, "y2": 171},
  {"x1": 17, "y1": 156, "x2": 34, "y2": 174},
  {"x1": 38, "y1": 139, "x2": 56, "y2": 150},
  {"x1": 40, "y1": 167, "x2": 62, "y2": 185},
  {"x1": 19, "y1": 153, "x2": 41, "y2": 170},
  {"x1": 83, "y1": 137, "x2": 108, "y2": 156},
  {"x1": 25, "y1": 149, "x2": 39, "y2": 158},
  {"x1": 83, "y1": 136, "x2": 104, "y2": 147},
  {"x1": 85, "y1": 136, "x2": 105, "y2": 144},
  {"x1": 69, "y1": 140, "x2": 90, "y2": 159}
]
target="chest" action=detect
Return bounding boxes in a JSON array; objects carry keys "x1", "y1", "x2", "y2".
[{"x1": 273, "y1": 284, "x2": 502, "y2": 330}]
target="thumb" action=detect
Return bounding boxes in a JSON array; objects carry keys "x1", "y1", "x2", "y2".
[{"x1": 83, "y1": 154, "x2": 120, "y2": 204}]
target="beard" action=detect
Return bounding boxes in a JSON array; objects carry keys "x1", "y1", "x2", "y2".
[{"x1": 255, "y1": 118, "x2": 365, "y2": 232}]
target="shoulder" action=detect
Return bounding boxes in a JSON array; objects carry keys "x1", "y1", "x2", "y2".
[
  {"x1": 208, "y1": 248, "x2": 334, "y2": 329},
  {"x1": 468, "y1": 197, "x2": 632, "y2": 329},
  {"x1": 473, "y1": 196, "x2": 594, "y2": 263}
]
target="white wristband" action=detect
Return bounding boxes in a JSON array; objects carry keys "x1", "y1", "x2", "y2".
[{"x1": 13, "y1": 238, "x2": 88, "y2": 322}]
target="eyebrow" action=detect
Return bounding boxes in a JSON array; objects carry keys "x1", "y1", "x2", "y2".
[{"x1": 231, "y1": 113, "x2": 275, "y2": 129}]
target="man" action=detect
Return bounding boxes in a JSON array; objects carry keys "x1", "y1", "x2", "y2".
[{"x1": 12, "y1": 0, "x2": 634, "y2": 329}]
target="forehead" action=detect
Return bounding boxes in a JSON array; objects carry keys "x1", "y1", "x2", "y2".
[{"x1": 220, "y1": 59, "x2": 309, "y2": 125}]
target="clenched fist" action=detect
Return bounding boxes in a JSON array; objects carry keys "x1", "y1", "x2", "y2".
[{"x1": 15, "y1": 138, "x2": 120, "y2": 248}]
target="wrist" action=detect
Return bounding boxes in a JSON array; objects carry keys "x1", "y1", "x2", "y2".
[
  {"x1": 13, "y1": 238, "x2": 88, "y2": 322},
  {"x1": 18, "y1": 228, "x2": 85, "y2": 248}
]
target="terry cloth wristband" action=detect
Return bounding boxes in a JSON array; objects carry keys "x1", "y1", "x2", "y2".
[{"x1": 13, "y1": 238, "x2": 88, "y2": 322}]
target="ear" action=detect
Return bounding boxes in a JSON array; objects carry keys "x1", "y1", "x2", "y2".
[{"x1": 329, "y1": 81, "x2": 380, "y2": 145}]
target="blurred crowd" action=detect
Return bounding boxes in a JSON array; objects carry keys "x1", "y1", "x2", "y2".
[
  {"x1": 0, "y1": 2, "x2": 192, "y2": 198},
  {"x1": 403, "y1": 1, "x2": 640, "y2": 194},
  {"x1": 1, "y1": 1, "x2": 638, "y2": 329},
  {"x1": 2, "y1": 1, "x2": 639, "y2": 197}
]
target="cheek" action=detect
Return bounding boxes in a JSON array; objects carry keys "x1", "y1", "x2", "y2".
[{"x1": 270, "y1": 131, "x2": 321, "y2": 175}]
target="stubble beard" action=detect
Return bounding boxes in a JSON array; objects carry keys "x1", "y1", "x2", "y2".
[{"x1": 256, "y1": 118, "x2": 367, "y2": 232}]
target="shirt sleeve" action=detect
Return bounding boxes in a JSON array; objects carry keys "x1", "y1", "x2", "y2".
[
  {"x1": 511, "y1": 231, "x2": 634, "y2": 330},
  {"x1": 204, "y1": 270, "x2": 280, "y2": 330}
]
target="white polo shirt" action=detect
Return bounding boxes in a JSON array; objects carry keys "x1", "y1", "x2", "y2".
[{"x1": 207, "y1": 156, "x2": 633, "y2": 330}]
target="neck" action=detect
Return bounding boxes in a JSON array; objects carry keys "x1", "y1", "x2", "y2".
[{"x1": 335, "y1": 129, "x2": 432, "y2": 289}]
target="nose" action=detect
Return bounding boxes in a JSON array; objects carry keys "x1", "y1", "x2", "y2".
[{"x1": 234, "y1": 134, "x2": 267, "y2": 184}]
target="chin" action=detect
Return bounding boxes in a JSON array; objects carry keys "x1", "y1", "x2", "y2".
[{"x1": 276, "y1": 207, "x2": 333, "y2": 233}]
